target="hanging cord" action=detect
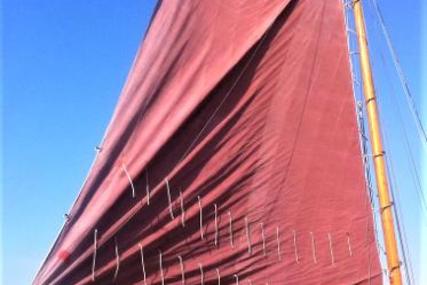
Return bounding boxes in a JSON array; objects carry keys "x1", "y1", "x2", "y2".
[
  {"x1": 245, "y1": 217, "x2": 252, "y2": 255},
  {"x1": 310, "y1": 232, "x2": 318, "y2": 264},
  {"x1": 159, "y1": 250, "x2": 165, "y2": 285},
  {"x1": 276, "y1": 226, "x2": 282, "y2": 261},
  {"x1": 178, "y1": 256, "x2": 185, "y2": 285},
  {"x1": 234, "y1": 274, "x2": 239, "y2": 285},
  {"x1": 198, "y1": 196, "x2": 205, "y2": 240},
  {"x1": 139, "y1": 244, "x2": 147, "y2": 285},
  {"x1": 91, "y1": 229, "x2": 98, "y2": 281},
  {"x1": 216, "y1": 268, "x2": 221, "y2": 285},
  {"x1": 369, "y1": 0, "x2": 427, "y2": 147},
  {"x1": 180, "y1": 191, "x2": 186, "y2": 227},
  {"x1": 228, "y1": 211, "x2": 234, "y2": 248},
  {"x1": 292, "y1": 230, "x2": 299, "y2": 264},
  {"x1": 328, "y1": 233, "x2": 335, "y2": 266},
  {"x1": 260, "y1": 223, "x2": 267, "y2": 257},
  {"x1": 113, "y1": 238, "x2": 120, "y2": 281},
  {"x1": 165, "y1": 179, "x2": 175, "y2": 220},
  {"x1": 214, "y1": 204, "x2": 219, "y2": 247},
  {"x1": 199, "y1": 263, "x2": 204, "y2": 285},
  {"x1": 145, "y1": 169, "x2": 151, "y2": 205},
  {"x1": 122, "y1": 163, "x2": 136, "y2": 198}
]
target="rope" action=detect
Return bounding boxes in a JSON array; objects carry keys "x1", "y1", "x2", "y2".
[
  {"x1": 310, "y1": 232, "x2": 318, "y2": 264},
  {"x1": 122, "y1": 164, "x2": 136, "y2": 198},
  {"x1": 216, "y1": 268, "x2": 221, "y2": 285},
  {"x1": 245, "y1": 217, "x2": 252, "y2": 255},
  {"x1": 180, "y1": 191, "x2": 186, "y2": 227},
  {"x1": 165, "y1": 179, "x2": 175, "y2": 220},
  {"x1": 276, "y1": 226, "x2": 282, "y2": 261},
  {"x1": 328, "y1": 233, "x2": 335, "y2": 265},
  {"x1": 260, "y1": 223, "x2": 266, "y2": 257},
  {"x1": 292, "y1": 230, "x2": 299, "y2": 264},
  {"x1": 159, "y1": 250, "x2": 165, "y2": 285},
  {"x1": 198, "y1": 196, "x2": 205, "y2": 240},
  {"x1": 113, "y1": 238, "x2": 120, "y2": 281},
  {"x1": 145, "y1": 169, "x2": 150, "y2": 205},
  {"x1": 199, "y1": 263, "x2": 204, "y2": 285},
  {"x1": 178, "y1": 256, "x2": 185, "y2": 285},
  {"x1": 91, "y1": 229, "x2": 98, "y2": 281},
  {"x1": 228, "y1": 211, "x2": 234, "y2": 247},
  {"x1": 139, "y1": 244, "x2": 147, "y2": 285},
  {"x1": 214, "y1": 204, "x2": 219, "y2": 247}
]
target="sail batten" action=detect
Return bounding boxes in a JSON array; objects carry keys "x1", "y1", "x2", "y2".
[{"x1": 34, "y1": 1, "x2": 381, "y2": 284}]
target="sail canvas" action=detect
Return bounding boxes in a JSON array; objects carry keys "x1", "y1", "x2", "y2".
[{"x1": 34, "y1": 0, "x2": 381, "y2": 284}]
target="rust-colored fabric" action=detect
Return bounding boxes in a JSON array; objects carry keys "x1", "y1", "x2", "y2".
[{"x1": 34, "y1": 0, "x2": 381, "y2": 284}]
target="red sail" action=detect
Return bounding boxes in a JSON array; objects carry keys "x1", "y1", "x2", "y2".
[{"x1": 34, "y1": 0, "x2": 381, "y2": 284}]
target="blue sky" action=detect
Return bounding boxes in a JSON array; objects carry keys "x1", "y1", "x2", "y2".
[{"x1": 2, "y1": 1, "x2": 425, "y2": 284}]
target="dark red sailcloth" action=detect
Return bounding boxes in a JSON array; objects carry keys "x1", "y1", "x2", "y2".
[{"x1": 34, "y1": 0, "x2": 382, "y2": 284}]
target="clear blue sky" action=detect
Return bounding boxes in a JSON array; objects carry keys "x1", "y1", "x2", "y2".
[{"x1": 2, "y1": 1, "x2": 425, "y2": 284}]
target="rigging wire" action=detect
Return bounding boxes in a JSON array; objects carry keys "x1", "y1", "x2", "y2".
[
  {"x1": 342, "y1": 3, "x2": 387, "y2": 279},
  {"x1": 344, "y1": 2, "x2": 422, "y2": 282},
  {"x1": 366, "y1": 0, "x2": 427, "y2": 223},
  {"x1": 370, "y1": 0, "x2": 427, "y2": 148},
  {"x1": 362, "y1": 2, "x2": 423, "y2": 283}
]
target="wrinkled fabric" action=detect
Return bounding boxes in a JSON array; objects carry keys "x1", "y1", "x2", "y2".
[{"x1": 34, "y1": 0, "x2": 381, "y2": 284}]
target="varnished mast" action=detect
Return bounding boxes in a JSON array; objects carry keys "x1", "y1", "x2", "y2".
[{"x1": 352, "y1": 1, "x2": 403, "y2": 284}]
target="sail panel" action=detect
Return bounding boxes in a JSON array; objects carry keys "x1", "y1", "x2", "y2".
[{"x1": 34, "y1": 0, "x2": 381, "y2": 284}]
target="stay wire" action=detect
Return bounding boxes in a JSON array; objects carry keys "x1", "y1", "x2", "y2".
[
  {"x1": 366, "y1": 0, "x2": 427, "y2": 221},
  {"x1": 357, "y1": 3, "x2": 417, "y2": 283},
  {"x1": 363, "y1": 7, "x2": 418, "y2": 283},
  {"x1": 369, "y1": 0, "x2": 427, "y2": 148}
]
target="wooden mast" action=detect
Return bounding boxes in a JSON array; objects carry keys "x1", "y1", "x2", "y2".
[{"x1": 352, "y1": 1, "x2": 403, "y2": 284}]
